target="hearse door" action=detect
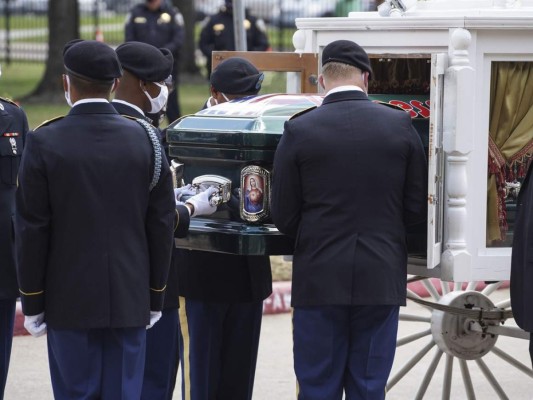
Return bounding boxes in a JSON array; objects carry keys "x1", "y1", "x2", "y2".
[{"x1": 427, "y1": 53, "x2": 447, "y2": 269}]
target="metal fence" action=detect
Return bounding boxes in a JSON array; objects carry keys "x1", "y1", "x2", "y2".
[{"x1": 0, "y1": 0, "x2": 375, "y2": 64}]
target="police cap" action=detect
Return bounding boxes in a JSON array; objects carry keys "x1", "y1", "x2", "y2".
[
  {"x1": 322, "y1": 40, "x2": 373, "y2": 77},
  {"x1": 210, "y1": 57, "x2": 264, "y2": 95},
  {"x1": 116, "y1": 42, "x2": 174, "y2": 82},
  {"x1": 63, "y1": 39, "x2": 122, "y2": 82}
]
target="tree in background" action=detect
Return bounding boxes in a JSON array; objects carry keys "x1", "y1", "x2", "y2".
[
  {"x1": 174, "y1": 0, "x2": 199, "y2": 75},
  {"x1": 26, "y1": 0, "x2": 79, "y2": 103}
]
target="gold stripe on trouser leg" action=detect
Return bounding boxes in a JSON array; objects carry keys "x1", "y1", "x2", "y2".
[
  {"x1": 178, "y1": 296, "x2": 191, "y2": 400},
  {"x1": 292, "y1": 307, "x2": 299, "y2": 399}
]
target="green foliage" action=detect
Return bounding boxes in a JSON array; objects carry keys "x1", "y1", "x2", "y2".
[{"x1": 0, "y1": 62, "x2": 45, "y2": 100}]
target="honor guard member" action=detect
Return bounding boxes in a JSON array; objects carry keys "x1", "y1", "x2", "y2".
[
  {"x1": 15, "y1": 40, "x2": 176, "y2": 400},
  {"x1": 199, "y1": 0, "x2": 270, "y2": 78},
  {"x1": 176, "y1": 57, "x2": 271, "y2": 400},
  {"x1": 511, "y1": 158, "x2": 533, "y2": 367},
  {"x1": 125, "y1": 0, "x2": 185, "y2": 123},
  {"x1": 271, "y1": 40, "x2": 428, "y2": 399},
  {"x1": 114, "y1": 40, "x2": 217, "y2": 400},
  {"x1": 0, "y1": 65, "x2": 28, "y2": 400}
]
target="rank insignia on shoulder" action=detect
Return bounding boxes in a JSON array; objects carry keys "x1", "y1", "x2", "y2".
[
  {"x1": 289, "y1": 106, "x2": 317, "y2": 120},
  {"x1": 373, "y1": 100, "x2": 405, "y2": 112},
  {"x1": 0, "y1": 96, "x2": 19, "y2": 108},
  {"x1": 34, "y1": 115, "x2": 65, "y2": 130}
]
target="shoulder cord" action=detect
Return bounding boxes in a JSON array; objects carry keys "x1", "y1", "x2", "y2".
[{"x1": 135, "y1": 118, "x2": 162, "y2": 191}]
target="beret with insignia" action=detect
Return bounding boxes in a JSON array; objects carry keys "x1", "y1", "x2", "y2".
[
  {"x1": 63, "y1": 39, "x2": 123, "y2": 82},
  {"x1": 210, "y1": 57, "x2": 264, "y2": 95},
  {"x1": 116, "y1": 41, "x2": 174, "y2": 82},
  {"x1": 322, "y1": 40, "x2": 373, "y2": 78}
]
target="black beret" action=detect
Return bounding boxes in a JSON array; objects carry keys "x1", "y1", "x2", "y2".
[
  {"x1": 210, "y1": 57, "x2": 264, "y2": 95},
  {"x1": 322, "y1": 40, "x2": 373, "y2": 77},
  {"x1": 116, "y1": 42, "x2": 174, "y2": 82},
  {"x1": 63, "y1": 40, "x2": 122, "y2": 82}
]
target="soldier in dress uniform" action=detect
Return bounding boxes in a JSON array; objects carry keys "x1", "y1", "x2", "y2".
[
  {"x1": 125, "y1": 0, "x2": 185, "y2": 123},
  {"x1": 271, "y1": 40, "x2": 427, "y2": 399},
  {"x1": 203, "y1": 56, "x2": 265, "y2": 109},
  {"x1": 199, "y1": 0, "x2": 270, "y2": 78},
  {"x1": 0, "y1": 65, "x2": 29, "y2": 400},
  {"x1": 114, "y1": 40, "x2": 217, "y2": 400},
  {"x1": 177, "y1": 57, "x2": 272, "y2": 400},
  {"x1": 15, "y1": 40, "x2": 176, "y2": 400}
]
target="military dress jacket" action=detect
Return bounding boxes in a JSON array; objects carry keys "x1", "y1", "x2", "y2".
[
  {"x1": 272, "y1": 90, "x2": 427, "y2": 307},
  {"x1": 112, "y1": 100, "x2": 151, "y2": 123},
  {"x1": 511, "y1": 162, "x2": 533, "y2": 332},
  {"x1": 15, "y1": 101, "x2": 175, "y2": 329},
  {"x1": 0, "y1": 97, "x2": 28, "y2": 300},
  {"x1": 176, "y1": 250, "x2": 272, "y2": 304},
  {"x1": 112, "y1": 100, "x2": 190, "y2": 310}
]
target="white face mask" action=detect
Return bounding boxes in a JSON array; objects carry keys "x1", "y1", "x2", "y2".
[
  {"x1": 142, "y1": 82, "x2": 169, "y2": 114},
  {"x1": 206, "y1": 96, "x2": 218, "y2": 108},
  {"x1": 64, "y1": 75, "x2": 74, "y2": 107}
]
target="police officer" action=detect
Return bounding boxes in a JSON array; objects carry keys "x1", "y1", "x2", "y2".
[
  {"x1": 15, "y1": 40, "x2": 176, "y2": 400},
  {"x1": 199, "y1": 0, "x2": 270, "y2": 78},
  {"x1": 177, "y1": 57, "x2": 272, "y2": 400},
  {"x1": 125, "y1": 0, "x2": 184, "y2": 123},
  {"x1": 0, "y1": 65, "x2": 28, "y2": 400},
  {"x1": 114, "y1": 40, "x2": 217, "y2": 400}
]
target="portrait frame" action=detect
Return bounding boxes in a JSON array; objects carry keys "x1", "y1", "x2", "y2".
[{"x1": 240, "y1": 165, "x2": 271, "y2": 223}]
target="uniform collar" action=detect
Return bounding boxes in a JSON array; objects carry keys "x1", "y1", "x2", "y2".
[
  {"x1": 325, "y1": 85, "x2": 364, "y2": 96},
  {"x1": 112, "y1": 99, "x2": 145, "y2": 116},
  {"x1": 71, "y1": 98, "x2": 109, "y2": 107}
]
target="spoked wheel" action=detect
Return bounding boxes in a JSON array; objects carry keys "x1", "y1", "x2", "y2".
[{"x1": 386, "y1": 277, "x2": 533, "y2": 399}]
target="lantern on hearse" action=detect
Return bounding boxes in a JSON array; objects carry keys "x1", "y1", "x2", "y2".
[{"x1": 291, "y1": 0, "x2": 533, "y2": 396}]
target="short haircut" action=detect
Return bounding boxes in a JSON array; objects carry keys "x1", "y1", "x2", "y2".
[
  {"x1": 322, "y1": 61, "x2": 361, "y2": 81},
  {"x1": 68, "y1": 73, "x2": 114, "y2": 98}
]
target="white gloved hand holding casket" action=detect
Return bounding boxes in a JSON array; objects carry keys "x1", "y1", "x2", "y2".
[
  {"x1": 174, "y1": 184, "x2": 197, "y2": 205},
  {"x1": 185, "y1": 186, "x2": 218, "y2": 217}
]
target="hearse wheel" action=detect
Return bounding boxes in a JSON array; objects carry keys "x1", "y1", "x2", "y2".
[{"x1": 387, "y1": 277, "x2": 533, "y2": 399}]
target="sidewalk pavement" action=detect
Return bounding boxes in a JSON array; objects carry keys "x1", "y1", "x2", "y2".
[{"x1": 6, "y1": 286, "x2": 531, "y2": 399}]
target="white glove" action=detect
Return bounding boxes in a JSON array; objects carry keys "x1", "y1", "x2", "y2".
[
  {"x1": 185, "y1": 187, "x2": 218, "y2": 217},
  {"x1": 174, "y1": 184, "x2": 197, "y2": 205},
  {"x1": 24, "y1": 312, "x2": 47, "y2": 337},
  {"x1": 146, "y1": 311, "x2": 162, "y2": 329}
]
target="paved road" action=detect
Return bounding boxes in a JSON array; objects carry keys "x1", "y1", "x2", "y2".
[{"x1": 4, "y1": 288, "x2": 532, "y2": 399}]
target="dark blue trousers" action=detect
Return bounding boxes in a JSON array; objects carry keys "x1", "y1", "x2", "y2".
[
  {"x1": 0, "y1": 299, "x2": 15, "y2": 400},
  {"x1": 178, "y1": 297, "x2": 263, "y2": 400},
  {"x1": 141, "y1": 308, "x2": 180, "y2": 400},
  {"x1": 293, "y1": 305, "x2": 399, "y2": 400},
  {"x1": 47, "y1": 326, "x2": 146, "y2": 400}
]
